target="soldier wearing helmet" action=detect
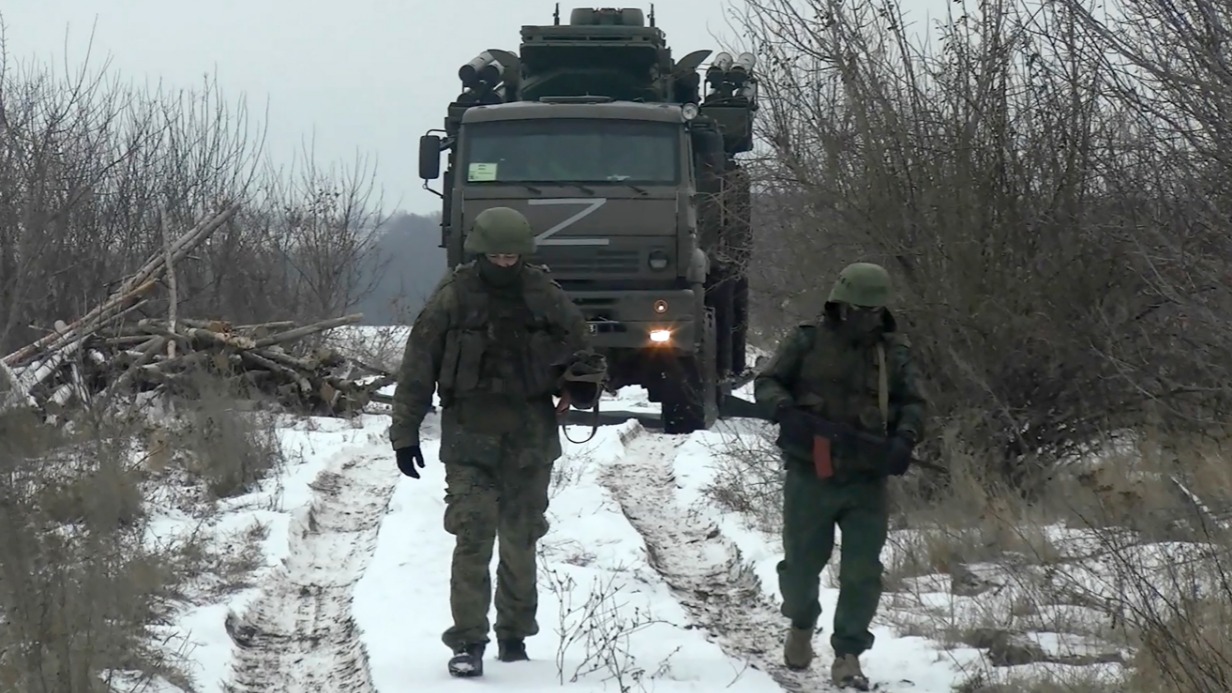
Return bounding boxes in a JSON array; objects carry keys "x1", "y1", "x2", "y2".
[
  {"x1": 753, "y1": 262, "x2": 927, "y2": 690},
  {"x1": 389, "y1": 206, "x2": 601, "y2": 678}
]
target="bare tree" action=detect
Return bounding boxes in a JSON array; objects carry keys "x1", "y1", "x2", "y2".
[
  {"x1": 730, "y1": 0, "x2": 1232, "y2": 483},
  {"x1": 0, "y1": 32, "x2": 391, "y2": 352}
]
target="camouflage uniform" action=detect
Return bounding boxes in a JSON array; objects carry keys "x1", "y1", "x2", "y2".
[
  {"x1": 389, "y1": 207, "x2": 590, "y2": 677},
  {"x1": 754, "y1": 263, "x2": 927, "y2": 690}
]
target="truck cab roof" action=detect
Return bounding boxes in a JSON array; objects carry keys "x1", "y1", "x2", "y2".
[{"x1": 460, "y1": 100, "x2": 684, "y2": 123}]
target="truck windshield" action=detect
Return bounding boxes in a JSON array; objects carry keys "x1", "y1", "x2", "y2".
[{"x1": 462, "y1": 119, "x2": 680, "y2": 185}]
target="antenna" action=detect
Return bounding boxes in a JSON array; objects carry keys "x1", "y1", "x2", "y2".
[
  {"x1": 553, "y1": 3, "x2": 560, "y2": 24},
  {"x1": 649, "y1": 3, "x2": 655, "y2": 26}
]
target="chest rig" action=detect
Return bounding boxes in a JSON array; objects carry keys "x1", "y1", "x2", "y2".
[
  {"x1": 791, "y1": 323, "x2": 891, "y2": 435},
  {"x1": 436, "y1": 263, "x2": 569, "y2": 403}
]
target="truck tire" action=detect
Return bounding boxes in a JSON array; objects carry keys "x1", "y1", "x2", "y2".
[
  {"x1": 661, "y1": 309, "x2": 718, "y2": 434},
  {"x1": 732, "y1": 273, "x2": 749, "y2": 375},
  {"x1": 707, "y1": 271, "x2": 735, "y2": 379}
]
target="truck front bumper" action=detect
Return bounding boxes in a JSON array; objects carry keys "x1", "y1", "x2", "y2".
[{"x1": 569, "y1": 289, "x2": 698, "y2": 353}]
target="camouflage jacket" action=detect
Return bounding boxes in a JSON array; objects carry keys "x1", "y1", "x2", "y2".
[
  {"x1": 754, "y1": 312, "x2": 927, "y2": 472},
  {"x1": 388, "y1": 261, "x2": 588, "y2": 450}
]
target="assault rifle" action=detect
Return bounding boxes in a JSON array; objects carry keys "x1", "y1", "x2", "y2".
[{"x1": 722, "y1": 395, "x2": 947, "y2": 479}]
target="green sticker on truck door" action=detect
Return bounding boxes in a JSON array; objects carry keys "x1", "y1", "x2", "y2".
[{"x1": 468, "y1": 163, "x2": 497, "y2": 181}]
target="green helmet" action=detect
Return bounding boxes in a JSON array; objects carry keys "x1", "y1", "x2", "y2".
[
  {"x1": 827, "y1": 262, "x2": 892, "y2": 307},
  {"x1": 464, "y1": 207, "x2": 536, "y2": 255}
]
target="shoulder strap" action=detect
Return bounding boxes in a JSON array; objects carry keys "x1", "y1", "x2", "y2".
[
  {"x1": 443, "y1": 263, "x2": 487, "y2": 323},
  {"x1": 876, "y1": 342, "x2": 888, "y2": 433},
  {"x1": 521, "y1": 265, "x2": 567, "y2": 320},
  {"x1": 560, "y1": 399, "x2": 601, "y2": 444},
  {"x1": 876, "y1": 328, "x2": 910, "y2": 432},
  {"x1": 523, "y1": 263, "x2": 564, "y2": 288}
]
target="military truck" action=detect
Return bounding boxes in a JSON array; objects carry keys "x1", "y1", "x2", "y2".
[{"x1": 417, "y1": 5, "x2": 758, "y2": 434}]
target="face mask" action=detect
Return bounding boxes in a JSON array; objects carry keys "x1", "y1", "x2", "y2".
[
  {"x1": 842, "y1": 305, "x2": 884, "y2": 335},
  {"x1": 479, "y1": 257, "x2": 522, "y2": 287}
]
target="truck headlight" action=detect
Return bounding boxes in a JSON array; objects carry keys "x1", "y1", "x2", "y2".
[{"x1": 648, "y1": 250, "x2": 669, "y2": 270}]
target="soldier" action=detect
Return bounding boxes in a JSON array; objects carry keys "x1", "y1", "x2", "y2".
[
  {"x1": 753, "y1": 262, "x2": 927, "y2": 690},
  {"x1": 389, "y1": 206, "x2": 597, "y2": 678}
]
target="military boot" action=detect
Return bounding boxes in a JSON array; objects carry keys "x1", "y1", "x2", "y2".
[
  {"x1": 497, "y1": 638, "x2": 528, "y2": 662},
  {"x1": 447, "y1": 643, "x2": 485, "y2": 677},
  {"x1": 783, "y1": 627, "x2": 814, "y2": 670},
  {"x1": 831, "y1": 653, "x2": 869, "y2": 690}
]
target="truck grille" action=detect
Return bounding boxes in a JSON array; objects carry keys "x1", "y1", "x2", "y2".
[{"x1": 536, "y1": 248, "x2": 642, "y2": 275}]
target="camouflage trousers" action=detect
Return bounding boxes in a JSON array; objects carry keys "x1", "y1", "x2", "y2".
[
  {"x1": 776, "y1": 462, "x2": 889, "y2": 657},
  {"x1": 438, "y1": 398, "x2": 559, "y2": 650}
]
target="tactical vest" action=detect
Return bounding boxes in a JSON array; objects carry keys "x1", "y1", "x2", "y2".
[
  {"x1": 792, "y1": 323, "x2": 893, "y2": 437},
  {"x1": 436, "y1": 262, "x2": 571, "y2": 403}
]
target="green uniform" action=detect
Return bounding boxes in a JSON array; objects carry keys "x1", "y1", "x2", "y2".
[
  {"x1": 389, "y1": 207, "x2": 590, "y2": 664},
  {"x1": 754, "y1": 262, "x2": 926, "y2": 688}
]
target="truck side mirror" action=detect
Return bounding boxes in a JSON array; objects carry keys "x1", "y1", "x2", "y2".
[{"x1": 419, "y1": 135, "x2": 442, "y2": 180}]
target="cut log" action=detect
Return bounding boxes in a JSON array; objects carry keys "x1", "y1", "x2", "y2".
[{"x1": 253, "y1": 313, "x2": 363, "y2": 348}]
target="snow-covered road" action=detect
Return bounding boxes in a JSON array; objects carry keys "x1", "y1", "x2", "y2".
[
  {"x1": 222, "y1": 449, "x2": 394, "y2": 692},
  {"x1": 151, "y1": 385, "x2": 971, "y2": 692}
]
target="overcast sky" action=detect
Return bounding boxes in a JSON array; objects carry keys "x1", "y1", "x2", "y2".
[{"x1": 2, "y1": 0, "x2": 948, "y2": 216}]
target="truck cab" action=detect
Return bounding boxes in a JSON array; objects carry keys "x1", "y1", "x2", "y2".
[{"x1": 455, "y1": 99, "x2": 708, "y2": 353}]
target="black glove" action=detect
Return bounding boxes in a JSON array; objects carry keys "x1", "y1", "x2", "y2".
[
  {"x1": 772, "y1": 400, "x2": 795, "y2": 424},
  {"x1": 774, "y1": 405, "x2": 813, "y2": 449},
  {"x1": 396, "y1": 445, "x2": 426, "y2": 478},
  {"x1": 885, "y1": 436, "x2": 914, "y2": 476}
]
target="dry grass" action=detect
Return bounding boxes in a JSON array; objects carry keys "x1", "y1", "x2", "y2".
[
  {"x1": 702, "y1": 414, "x2": 1232, "y2": 689},
  {"x1": 716, "y1": 0, "x2": 1232, "y2": 684},
  {"x1": 0, "y1": 360, "x2": 288, "y2": 690},
  {"x1": 700, "y1": 426, "x2": 785, "y2": 535},
  {"x1": 0, "y1": 408, "x2": 188, "y2": 691},
  {"x1": 156, "y1": 365, "x2": 289, "y2": 501},
  {"x1": 1128, "y1": 595, "x2": 1232, "y2": 693},
  {"x1": 952, "y1": 667, "x2": 1126, "y2": 693}
]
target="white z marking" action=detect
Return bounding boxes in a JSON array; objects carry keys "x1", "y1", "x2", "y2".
[{"x1": 528, "y1": 198, "x2": 610, "y2": 246}]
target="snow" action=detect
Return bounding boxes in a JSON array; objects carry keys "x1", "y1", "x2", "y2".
[
  {"x1": 354, "y1": 420, "x2": 789, "y2": 691},
  {"x1": 125, "y1": 330, "x2": 1164, "y2": 691}
]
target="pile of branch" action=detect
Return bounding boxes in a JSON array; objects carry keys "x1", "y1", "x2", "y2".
[
  {"x1": 90, "y1": 314, "x2": 395, "y2": 415},
  {"x1": 0, "y1": 204, "x2": 396, "y2": 418}
]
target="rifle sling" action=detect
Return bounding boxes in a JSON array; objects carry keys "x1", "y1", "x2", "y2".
[{"x1": 877, "y1": 341, "x2": 888, "y2": 435}]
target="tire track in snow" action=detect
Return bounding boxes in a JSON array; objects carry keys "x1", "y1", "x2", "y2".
[
  {"x1": 600, "y1": 424, "x2": 841, "y2": 692},
  {"x1": 222, "y1": 449, "x2": 395, "y2": 693}
]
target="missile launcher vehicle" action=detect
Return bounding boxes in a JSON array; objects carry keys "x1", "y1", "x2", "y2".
[{"x1": 418, "y1": 5, "x2": 758, "y2": 433}]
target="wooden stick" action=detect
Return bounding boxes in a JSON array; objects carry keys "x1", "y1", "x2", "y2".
[
  {"x1": 179, "y1": 318, "x2": 299, "y2": 332},
  {"x1": 0, "y1": 359, "x2": 36, "y2": 412},
  {"x1": 234, "y1": 320, "x2": 298, "y2": 331},
  {"x1": 161, "y1": 206, "x2": 178, "y2": 359},
  {"x1": 3, "y1": 280, "x2": 158, "y2": 366},
  {"x1": 248, "y1": 346, "x2": 318, "y2": 373},
  {"x1": 118, "y1": 203, "x2": 240, "y2": 294},
  {"x1": 101, "y1": 335, "x2": 157, "y2": 346},
  {"x1": 13, "y1": 339, "x2": 82, "y2": 394},
  {"x1": 252, "y1": 314, "x2": 364, "y2": 348},
  {"x1": 136, "y1": 319, "x2": 191, "y2": 346},
  {"x1": 239, "y1": 351, "x2": 312, "y2": 394},
  {"x1": 183, "y1": 326, "x2": 258, "y2": 350},
  {"x1": 103, "y1": 336, "x2": 169, "y2": 397},
  {"x1": 3, "y1": 202, "x2": 238, "y2": 366}
]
